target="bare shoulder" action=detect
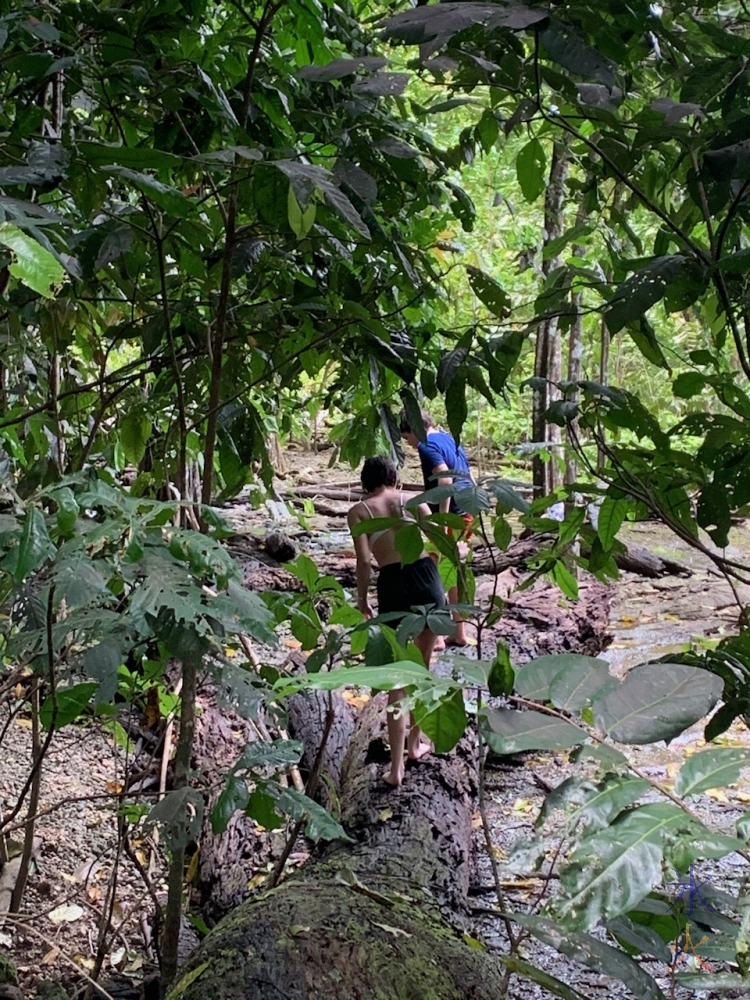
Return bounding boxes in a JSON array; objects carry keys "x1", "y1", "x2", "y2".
[{"x1": 347, "y1": 502, "x2": 365, "y2": 528}]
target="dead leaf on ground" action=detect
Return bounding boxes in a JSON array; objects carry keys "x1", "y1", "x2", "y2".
[
  {"x1": 705, "y1": 787, "x2": 730, "y2": 803},
  {"x1": 14, "y1": 718, "x2": 32, "y2": 729},
  {"x1": 41, "y1": 948, "x2": 59, "y2": 966},
  {"x1": 373, "y1": 922, "x2": 411, "y2": 938},
  {"x1": 378, "y1": 807, "x2": 393, "y2": 822},
  {"x1": 106, "y1": 780, "x2": 123, "y2": 794},
  {"x1": 75, "y1": 955, "x2": 95, "y2": 970},
  {"x1": 342, "y1": 690, "x2": 370, "y2": 708},
  {"x1": 49, "y1": 904, "x2": 85, "y2": 924}
]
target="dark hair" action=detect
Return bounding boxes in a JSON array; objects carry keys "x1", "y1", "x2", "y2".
[
  {"x1": 398, "y1": 409, "x2": 435, "y2": 434},
  {"x1": 361, "y1": 455, "x2": 398, "y2": 493}
]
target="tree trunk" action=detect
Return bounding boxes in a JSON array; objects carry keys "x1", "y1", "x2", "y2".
[
  {"x1": 532, "y1": 139, "x2": 570, "y2": 500},
  {"x1": 169, "y1": 698, "x2": 510, "y2": 1000}
]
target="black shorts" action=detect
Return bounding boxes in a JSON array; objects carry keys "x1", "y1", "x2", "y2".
[{"x1": 376, "y1": 557, "x2": 446, "y2": 623}]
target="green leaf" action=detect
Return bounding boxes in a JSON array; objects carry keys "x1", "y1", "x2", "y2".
[
  {"x1": 515, "y1": 653, "x2": 607, "y2": 702},
  {"x1": 54, "y1": 558, "x2": 107, "y2": 608},
  {"x1": 275, "y1": 660, "x2": 432, "y2": 697},
  {"x1": 673, "y1": 372, "x2": 707, "y2": 398},
  {"x1": 48, "y1": 487, "x2": 78, "y2": 535},
  {"x1": 493, "y1": 516, "x2": 512, "y2": 551},
  {"x1": 233, "y1": 740, "x2": 303, "y2": 772},
  {"x1": 549, "y1": 658, "x2": 616, "y2": 713},
  {"x1": 488, "y1": 645, "x2": 514, "y2": 696},
  {"x1": 394, "y1": 522, "x2": 425, "y2": 565},
  {"x1": 552, "y1": 803, "x2": 692, "y2": 932},
  {"x1": 40, "y1": 682, "x2": 98, "y2": 729},
  {"x1": 512, "y1": 914, "x2": 666, "y2": 1000},
  {"x1": 467, "y1": 265, "x2": 511, "y2": 318},
  {"x1": 627, "y1": 319, "x2": 671, "y2": 370},
  {"x1": 413, "y1": 687, "x2": 467, "y2": 753},
  {"x1": 570, "y1": 743, "x2": 627, "y2": 767},
  {"x1": 482, "y1": 708, "x2": 585, "y2": 754},
  {"x1": 516, "y1": 139, "x2": 546, "y2": 202},
  {"x1": 119, "y1": 411, "x2": 152, "y2": 465},
  {"x1": 592, "y1": 663, "x2": 723, "y2": 744},
  {"x1": 606, "y1": 256, "x2": 687, "y2": 335},
  {"x1": 265, "y1": 783, "x2": 351, "y2": 841},
  {"x1": 144, "y1": 787, "x2": 204, "y2": 851},
  {"x1": 498, "y1": 956, "x2": 590, "y2": 1000},
  {"x1": 246, "y1": 787, "x2": 284, "y2": 831},
  {"x1": 105, "y1": 167, "x2": 192, "y2": 217},
  {"x1": 674, "y1": 747, "x2": 750, "y2": 798},
  {"x1": 211, "y1": 775, "x2": 249, "y2": 834},
  {"x1": 537, "y1": 773, "x2": 650, "y2": 833},
  {"x1": 550, "y1": 559, "x2": 578, "y2": 599},
  {"x1": 0, "y1": 223, "x2": 64, "y2": 296},
  {"x1": 597, "y1": 496, "x2": 627, "y2": 551},
  {"x1": 287, "y1": 185, "x2": 316, "y2": 239},
  {"x1": 11, "y1": 507, "x2": 55, "y2": 583},
  {"x1": 540, "y1": 19, "x2": 616, "y2": 89}
]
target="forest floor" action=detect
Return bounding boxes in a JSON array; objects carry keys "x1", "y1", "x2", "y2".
[{"x1": 2, "y1": 445, "x2": 750, "y2": 1000}]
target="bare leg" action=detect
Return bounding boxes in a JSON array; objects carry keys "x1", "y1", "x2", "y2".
[
  {"x1": 408, "y1": 629, "x2": 436, "y2": 761},
  {"x1": 446, "y1": 584, "x2": 467, "y2": 645},
  {"x1": 384, "y1": 687, "x2": 407, "y2": 786}
]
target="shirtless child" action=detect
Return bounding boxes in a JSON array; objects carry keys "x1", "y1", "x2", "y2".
[{"x1": 347, "y1": 456, "x2": 446, "y2": 787}]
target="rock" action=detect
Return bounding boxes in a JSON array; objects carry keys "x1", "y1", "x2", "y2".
[{"x1": 264, "y1": 530, "x2": 299, "y2": 563}]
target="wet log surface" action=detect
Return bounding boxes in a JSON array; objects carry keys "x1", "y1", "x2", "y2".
[{"x1": 172, "y1": 698, "x2": 511, "y2": 1000}]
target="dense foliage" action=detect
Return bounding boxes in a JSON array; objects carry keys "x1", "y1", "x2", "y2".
[{"x1": 5, "y1": 0, "x2": 750, "y2": 998}]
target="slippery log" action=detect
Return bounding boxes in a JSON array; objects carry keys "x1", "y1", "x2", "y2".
[{"x1": 170, "y1": 696, "x2": 509, "y2": 1000}]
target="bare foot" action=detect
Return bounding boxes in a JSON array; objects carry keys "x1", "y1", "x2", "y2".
[
  {"x1": 383, "y1": 766, "x2": 404, "y2": 787},
  {"x1": 433, "y1": 636, "x2": 446, "y2": 652},
  {"x1": 407, "y1": 742, "x2": 431, "y2": 761}
]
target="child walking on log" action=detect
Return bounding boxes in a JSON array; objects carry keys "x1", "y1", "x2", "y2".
[{"x1": 348, "y1": 455, "x2": 446, "y2": 787}]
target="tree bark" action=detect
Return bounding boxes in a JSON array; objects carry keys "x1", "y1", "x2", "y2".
[
  {"x1": 170, "y1": 698, "x2": 510, "y2": 1000},
  {"x1": 532, "y1": 139, "x2": 570, "y2": 499}
]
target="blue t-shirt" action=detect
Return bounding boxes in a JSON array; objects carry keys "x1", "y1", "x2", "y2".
[{"x1": 417, "y1": 431, "x2": 473, "y2": 513}]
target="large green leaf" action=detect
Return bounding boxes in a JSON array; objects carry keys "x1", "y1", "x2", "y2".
[
  {"x1": 515, "y1": 653, "x2": 608, "y2": 703},
  {"x1": 10, "y1": 507, "x2": 55, "y2": 583},
  {"x1": 0, "y1": 222, "x2": 65, "y2": 296},
  {"x1": 540, "y1": 19, "x2": 616, "y2": 89},
  {"x1": 40, "y1": 682, "x2": 98, "y2": 729},
  {"x1": 549, "y1": 658, "x2": 615, "y2": 712},
  {"x1": 413, "y1": 687, "x2": 467, "y2": 753},
  {"x1": 265, "y1": 783, "x2": 350, "y2": 841},
  {"x1": 105, "y1": 167, "x2": 192, "y2": 217},
  {"x1": 120, "y1": 411, "x2": 152, "y2": 465},
  {"x1": 537, "y1": 773, "x2": 650, "y2": 833},
  {"x1": 592, "y1": 663, "x2": 723, "y2": 744},
  {"x1": 512, "y1": 914, "x2": 666, "y2": 1000},
  {"x1": 233, "y1": 739, "x2": 303, "y2": 772},
  {"x1": 274, "y1": 660, "x2": 433, "y2": 697},
  {"x1": 516, "y1": 138, "x2": 546, "y2": 201},
  {"x1": 482, "y1": 708, "x2": 585, "y2": 754},
  {"x1": 551, "y1": 803, "x2": 692, "y2": 932},
  {"x1": 597, "y1": 496, "x2": 627, "y2": 552},
  {"x1": 674, "y1": 747, "x2": 750, "y2": 798},
  {"x1": 467, "y1": 265, "x2": 511, "y2": 318},
  {"x1": 144, "y1": 787, "x2": 205, "y2": 851},
  {"x1": 606, "y1": 256, "x2": 687, "y2": 335},
  {"x1": 498, "y1": 956, "x2": 590, "y2": 1000}
]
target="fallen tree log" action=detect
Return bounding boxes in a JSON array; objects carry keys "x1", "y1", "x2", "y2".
[{"x1": 171, "y1": 697, "x2": 510, "y2": 1000}]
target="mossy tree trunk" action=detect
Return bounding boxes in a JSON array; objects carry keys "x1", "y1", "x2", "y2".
[{"x1": 170, "y1": 697, "x2": 509, "y2": 1000}]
